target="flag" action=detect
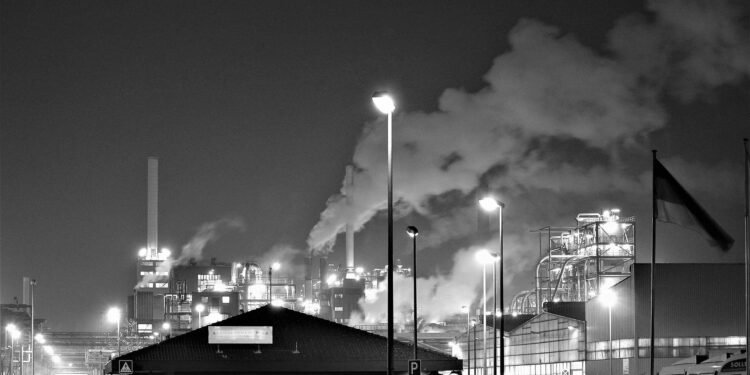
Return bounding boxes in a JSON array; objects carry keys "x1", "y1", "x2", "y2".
[{"x1": 654, "y1": 159, "x2": 734, "y2": 250}]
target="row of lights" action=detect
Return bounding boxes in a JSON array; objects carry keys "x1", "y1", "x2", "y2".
[{"x1": 4, "y1": 326, "x2": 64, "y2": 367}]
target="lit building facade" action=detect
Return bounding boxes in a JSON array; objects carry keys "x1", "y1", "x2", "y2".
[
  {"x1": 457, "y1": 263, "x2": 746, "y2": 375},
  {"x1": 586, "y1": 263, "x2": 745, "y2": 375}
]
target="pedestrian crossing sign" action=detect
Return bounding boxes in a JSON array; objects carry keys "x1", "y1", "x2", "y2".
[{"x1": 119, "y1": 360, "x2": 133, "y2": 374}]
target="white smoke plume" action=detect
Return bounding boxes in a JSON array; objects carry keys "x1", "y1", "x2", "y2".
[
  {"x1": 308, "y1": 0, "x2": 749, "y2": 252},
  {"x1": 137, "y1": 217, "x2": 245, "y2": 287},
  {"x1": 350, "y1": 234, "x2": 537, "y2": 326},
  {"x1": 610, "y1": 0, "x2": 750, "y2": 102},
  {"x1": 308, "y1": 0, "x2": 749, "y2": 320},
  {"x1": 255, "y1": 243, "x2": 304, "y2": 280},
  {"x1": 350, "y1": 247, "x2": 482, "y2": 326}
]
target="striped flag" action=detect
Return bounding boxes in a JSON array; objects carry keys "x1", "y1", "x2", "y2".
[{"x1": 654, "y1": 159, "x2": 734, "y2": 251}]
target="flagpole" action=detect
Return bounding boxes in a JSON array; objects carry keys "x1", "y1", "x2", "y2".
[
  {"x1": 744, "y1": 138, "x2": 748, "y2": 361},
  {"x1": 650, "y1": 149, "x2": 657, "y2": 375}
]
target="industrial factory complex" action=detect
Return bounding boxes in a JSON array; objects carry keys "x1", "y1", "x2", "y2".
[{"x1": 2, "y1": 158, "x2": 746, "y2": 375}]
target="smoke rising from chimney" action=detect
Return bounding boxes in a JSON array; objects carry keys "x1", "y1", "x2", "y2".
[
  {"x1": 307, "y1": 0, "x2": 749, "y2": 253},
  {"x1": 307, "y1": 1, "x2": 749, "y2": 322},
  {"x1": 137, "y1": 217, "x2": 245, "y2": 287}
]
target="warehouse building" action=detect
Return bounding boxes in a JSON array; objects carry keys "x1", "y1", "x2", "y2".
[
  {"x1": 458, "y1": 263, "x2": 745, "y2": 375},
  {"x1": 105, "y1": 305, "x2": 462, "y2": 375}
]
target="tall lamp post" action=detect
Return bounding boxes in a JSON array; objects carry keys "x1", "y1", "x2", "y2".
[
  {"x1": 372, "y1": 91, "x2": 396, "y2": 375},
  {"x1": 268, "y1": 262, "x2": 281, "y2": 304},
  {"x1": 601, "y1": 289, "x2": 617, "y2": 375},
  {"x1": 406, "y1": 226, "x2": 419, "y2": 360},
  {"x1": 480, "y1": 197, "x2": 505, "y2": 375},
  {"x1": 477, "y1": 250, "x2": 488, "y2": 375},
  {"x1": 462, "y1": 306, "x2": 471, "y2": 375},
  {"x1": 106, "y1": 307, "x2": 121, "y2": 357},
  {"x1": 472, "y1": 318, "x2": 478, "y2": 375},
  {"x1": 477, "y1": 249, "x2": 499, "y2": 375},
  {"x1": 30, "y1": 279, "x2": 36, "y2": 375}
]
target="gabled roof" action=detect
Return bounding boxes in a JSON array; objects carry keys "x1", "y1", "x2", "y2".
[{"x1": 106, "y1": 305, "x2": 461, "y2": 374}]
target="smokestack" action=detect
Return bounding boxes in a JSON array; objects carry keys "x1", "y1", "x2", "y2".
[
  {"x1": 345, "y1": 165, "x2": 355, "y2": 278},
  {"x1": 304, "y1": 255, "x2": 313, "y2": 300},
  {"x1": 319, "y1": 257, "x2": 328, "y2": 287},
  {"x1": 147, "y1": 157, "x2": 158, "y2": 257}
]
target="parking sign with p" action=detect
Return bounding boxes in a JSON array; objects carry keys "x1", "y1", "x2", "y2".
[{"x1": 408, "y1": 359, "x2": 421, "y2": 375}]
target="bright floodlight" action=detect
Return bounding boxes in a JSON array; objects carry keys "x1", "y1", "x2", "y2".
[
  {"x1": 326, "y1": 274, "x2": 338, "y2": 286},
  {"x1": 355, "y1": 266, "x2": 364, "y2": 274},
  {"x1": 475, "y1": 248, "x2": 497, "y2": 264},
  {"x1": 478, "y1": 197, "x2": 501, "y2": 212},
  {"x1": 600, "y1": 288, "x2": 617, "y2": 308},
  {"x1": 195, "y1": 303, "x2": 205, "y2": 313},
  {"x1": 52, "y1": 355, "x2": 61, "y2": 364},
  {"x1": 161, "y1": 248, "x2": 171, "y2": 258},
  {"x1": 271, "y1": 299, "x2": 285, "y2": 307},
  {"x1": 5, "y1": 323, "x2": 17, "y2": 333},
  {"x1": 106, "y1": 307, "x2": 121, "y2": 323},
  {"x1": 44, "y1": 345, "x2": 54, "y2": 355},
  {"x1": 406, "y1": 226, "x2": 419, "y2": 238},
  {"x1": 138, "y1": 248, "x2": 148, "y2": 257},
  {"x1": 372, "y1": 91, "x2": 395, "y2": 114},
  {"x1": 272, "y1": 262, "x2": 281, "y2": 271},
  {"x1": 162, "y1": 322, "x2": 171, "y2": 330},
  {"x1": 35, "y1": 333, "x2": 46, "y2": 343}
]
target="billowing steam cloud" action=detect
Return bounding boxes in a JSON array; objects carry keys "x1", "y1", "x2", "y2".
[
  {"x1": 307, "y1": 0, "x2": 749, "y2": 321},
  {"x1": 351, "y1": 235, "x2": 536, "y2": 326},
  {"x1": 137, "y1": 217, "x2": 245, "y2": 287}
]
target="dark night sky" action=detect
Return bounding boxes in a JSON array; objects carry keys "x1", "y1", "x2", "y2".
[{"x1": 2, "y1": 1, "x2": 748, "y2": 331}]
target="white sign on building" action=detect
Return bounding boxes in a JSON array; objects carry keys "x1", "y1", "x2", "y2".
[{"x1": 208, "y1": 326, "x2": 273, "y2": 344}]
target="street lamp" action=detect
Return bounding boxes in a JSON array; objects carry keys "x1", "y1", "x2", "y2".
[
  {"x1": 480, "y1": 196, "x2": 505, "y2": 375},
  {"x1": 406, "y1": 225, "x2": 419, "y2": 361},
  {"x1": 268, "y1": 262, "x2": 281, "y2": 304},
  {"x1": 107, "y1": 307, "x2": 121, "y2": 357},
  {"x1": 372, "y1": 90, "x2": 396, "y2": 375},
  {"x1": 195, "y1": 303, "x2": 205, "y2": 328},
  {"x1": 477, "y1": 249, "x2": 498, "y2": 375},
  {"x1": 30, "y1": 278, "x2": 37, "y2": 375},
  {"x1": 162, "y1": 322, "x2": 171, "y2": 339},
  {"x1": 471, "y1": 318, "x2": 478, "y2": 375},
  {"x1": 601, "y1": 289, "x2": 617, "y2": 375},
  {"x1": 462, "y1": 306, "x2": 471, "y2": 375}
]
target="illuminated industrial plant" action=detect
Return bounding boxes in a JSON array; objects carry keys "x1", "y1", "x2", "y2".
[{"x1": 510, "y1": 208, "x2": 635, "y2": 314}]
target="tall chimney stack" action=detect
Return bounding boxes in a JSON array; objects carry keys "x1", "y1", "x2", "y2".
[
  {"x1": 304, "y1": 254, "x2": 313, "y2": 301},
  {"x1": 147, "y1": 157, "x2": 159, "y2": 257},
  {"x1": 319, "y1": 257, "x2": 328, "y2": 287},
  {"x1": 345, "y1": 165, "x2": 355, "y2": 279},
  {"x1": 22, "y1": 276, "x2": 31, "y2": 305}
]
